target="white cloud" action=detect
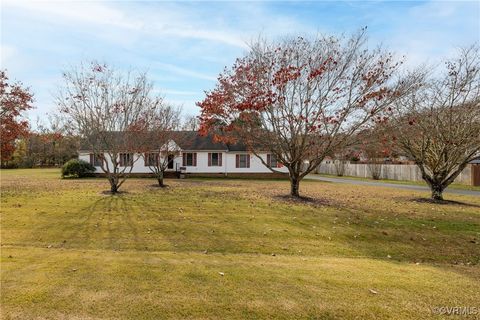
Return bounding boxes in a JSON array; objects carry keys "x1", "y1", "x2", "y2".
[
  {"x1": 410, "y1": 1, "x2": 458, "y2": 19},
  {"x1": 2, "y1": 0, "x2": 140, "y2": 29},
  {"x1": 370, "y1": 0, "x2": 480, "y2": 69},
  {"x1": 160, "y1": 89, "x2": 198, "y2": 96},
  {"x1": 2, "y1": 0, "x2": 248, "y2": 48},
  {"x1": 161, "y1": 28, "x2": 247, "y2": 49},
  {"x1": 153, "y1": 62, "x2": 216, "y2": 81}
]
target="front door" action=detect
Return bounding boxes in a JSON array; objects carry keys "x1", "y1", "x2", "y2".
[{"x1": 167, "y1": 154, "x2": 174, "y2": 169}]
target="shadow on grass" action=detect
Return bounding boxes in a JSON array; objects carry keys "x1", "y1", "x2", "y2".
[
  {"x1": 148, "y1": 184, "x2": 170, "y2": 189},
  {"x1": 99, "y1": 190, "x2": 130, "y2": 196},
  {"x1": 273, "y1": 194, "x2": 333, "y2": 207},
  {"x1": 60, "y1": 195, "x2": 142, "y2": 251},
  {"x1": 410, "y1": 197, "x2": 480, "y2": 208}
]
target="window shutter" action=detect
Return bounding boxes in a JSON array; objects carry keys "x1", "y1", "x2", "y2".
[
  {"x1": 182, "y1": 153, "x2": 186, "y2": 166},
  {"x1": 89, "y1": 154, "x2": 94, "y2": 166},
  {"x1": 247, "y1": 154, "x2": 250, "y2": 168},
  {"x1": 219, "y1": 153, "x2": 222, "y2": 166},
  {"x1": 267, "y1": 154, "x2": 271, "y2": 167},
  {"x1": 208, "y1": 153, "x2": 211, "y2": 167},
  {"x1": 193, "y1": 153, "x2": 197, "y2": 166},
  {"x1": 144, "y1": 153, "x2": 148, "y2": 166},
  {"x1": 236, "y1": 154, "x2": 240, "y2": 168},
  {"x1": 119, "y1": 154, "x2": 124, "y2": 167}
]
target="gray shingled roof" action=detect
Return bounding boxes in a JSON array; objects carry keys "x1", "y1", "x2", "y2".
[
  {"x1": 172, "y1": 131, "x2": 228, "y2": 151},
  {"x1": 79, "y1": 131, "x2": 237, "y2": 151}
]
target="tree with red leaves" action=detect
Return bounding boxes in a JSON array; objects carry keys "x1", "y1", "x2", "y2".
[
  {"x1": 198, "y1": 29, "x2": 417, "y2": 197},
  {"x1": 0, "y1": 70, "x2": 34, "y2": 167}
]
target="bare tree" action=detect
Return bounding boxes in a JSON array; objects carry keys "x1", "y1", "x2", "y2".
[
  {"x1": 57, "y1": 62, "x2": 161, "y2": 193},
  {"x1": 391, "y1": 46, "x2": 480, "y2": 200},
  {"x1": 333, "y1": 158, "x2": 347, "y2": 177},
  {"x1": 364, "y1": 147, "x2": 383, "y2": 180},
  {"x1": 142, "y1": 105, "x2": 182, "y2": 187},
  {"x1": 182, "y1": 114, "x2": 200, "y2": 131},
  {"x1": 331, "y1": 145, "x2": 352, "y2": 177},
  {"x1": 198, "y1": 29, "x2": 417, "y2": 197},
  {"x1": 359, "y1": 126, "x2": 394, "y2": 180}
]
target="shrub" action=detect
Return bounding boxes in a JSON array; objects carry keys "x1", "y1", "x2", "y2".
[{"x1": 61, "y1": 159, "x2": 95, "y2": 178}]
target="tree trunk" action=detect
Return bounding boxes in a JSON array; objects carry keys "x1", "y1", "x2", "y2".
[
  {"x1": 157, "y1": 171, "x2": 165, "y2": 187},
  {"x1": 108, "y1": 177, "x2": 119, "y2": 193},
  {"x1": 431, "y1": 184, "x2": 444, "y2": 201},
  {"x1": 290, "y1": 176, "x2": 300, "y2": 197},
  {"x1": 157, "y1": 177, "x2": 164, "y2": 187},
  {"x1": 334, "y1": 160, "x2": 346, "y2": 177}
]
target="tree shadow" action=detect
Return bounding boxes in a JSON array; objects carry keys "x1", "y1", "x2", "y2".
[
  {"x1": 272, "y1": 194, "x2": 333, "y2": 207},
  {"x1": 61, "y1": 195, "x2": 142, "y2": 251},
  {"x1": 99, "y1": 190, "x2": 130, "y2": 196},
  {"x1": 410, "y1": 197, "x2": 480, "y2": 208},
  {"x1": 148, "y1": 184, "x2": 170, "y2": 189}
]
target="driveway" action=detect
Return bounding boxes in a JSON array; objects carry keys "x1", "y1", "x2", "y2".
[{"x1": 306, "y1": 174, "x2": 480, "y2": 197}]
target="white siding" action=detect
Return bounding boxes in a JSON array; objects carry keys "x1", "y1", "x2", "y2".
[
  {"x1": 224, "y1": 153, "x2": 285, "y2": 173},
  {"x1": 79, "y1": 153, "x2": 182, "y2": 174},
  {"x1": 79, "y1": 152, "x2": 289, "y2": 174}
]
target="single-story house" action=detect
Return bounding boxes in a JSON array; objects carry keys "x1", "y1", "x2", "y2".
[{"x1": 78, "y1": 131, "x2": 289, "y2": 177}]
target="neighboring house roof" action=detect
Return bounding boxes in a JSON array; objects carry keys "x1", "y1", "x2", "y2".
[{"x1": 79, "y1": 131, "x2": 242, "y2": 152}]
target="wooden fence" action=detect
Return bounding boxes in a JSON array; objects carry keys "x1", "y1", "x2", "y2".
[{"x1": 316, "y1": 163, "x2": 473, "y2": 185}]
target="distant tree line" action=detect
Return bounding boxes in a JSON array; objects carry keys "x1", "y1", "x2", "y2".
[{"x1": 9, "y1": 130, "x2": 79, "y2": 168}]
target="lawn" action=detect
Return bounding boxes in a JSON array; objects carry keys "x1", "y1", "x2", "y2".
[{"x1": 1, "y1": 169, "x2": 479, "y2": 319}]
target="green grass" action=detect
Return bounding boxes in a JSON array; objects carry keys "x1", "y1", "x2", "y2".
[
  {"x1": 317, "y1": 173, "x2": 480, "y2": 192},
  {"x1": 1, "y1": 168, "x2": 480, "y2": 319}
]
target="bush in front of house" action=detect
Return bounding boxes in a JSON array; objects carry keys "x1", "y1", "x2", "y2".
[{"x1": 61, "y1": 159, "x2": 95, "y2": 178}]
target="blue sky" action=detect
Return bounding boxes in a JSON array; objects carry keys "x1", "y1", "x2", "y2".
[{"x1": 1, "y1": 0, "x2": 479, "y2": 124}]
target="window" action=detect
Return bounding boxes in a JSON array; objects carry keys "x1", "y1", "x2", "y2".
[
  {"x1": 267, "y1": 154, "x2": 283, "y2": 168},
  {"x1": 236, "y1": 154, "x2": 250, "y2": 168},
  {"x1": 119, "y1": 153, "x2": 133, "y2": 167},
  {"x1": 89, "y1": 154, "x2": 103, "y2": 167},
  {"x1": 144, "y1": 153, "x2": 158, "y2": 166},
  {"x1": 267, "y1": 154, "x2": 277, "y2": 168},
  {"x1": 182, "y1": 152, "x2": 197, "y2": 166},
  {"x1": 208, "y1": 153, "x2": 222, "y2": 166}
]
